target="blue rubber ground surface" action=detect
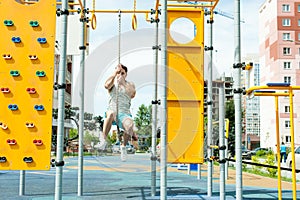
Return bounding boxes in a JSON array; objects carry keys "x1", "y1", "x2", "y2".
[{"x1": 0, "y1": 154, "x2": 299, "y2": 200}]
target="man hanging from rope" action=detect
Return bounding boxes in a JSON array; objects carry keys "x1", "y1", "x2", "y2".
[{"x1": 99, "y1": 63, "x2": 138, "y2": 161}]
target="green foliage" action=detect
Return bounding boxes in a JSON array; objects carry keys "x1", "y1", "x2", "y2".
[
  {"x1": 134, "y1": 104, "x2": 152, "y2": 136},
  {"x1": 83, "y1": 131, "x2": 98, "y2": 145},
  {"x1": 107, "y1": 133, "x2": 117, "y2": 145},
  {"x1": 225, "y1": 100, "x2": 236, "y2": 156},
  {"x1": 242, "y1": 163, "x2": 247, "y2": 171},
  {"x1": 69, "y1": 129, "x2": 78, "y2": 139},
  {"x1": 251, "y1": 156, "x2": 262, "y2": 173},
  {"x1": 256, "y1": 150, "x2": 266, "y2": 157},
  {"x1": 264, "y1": 154, "x2": 277, "y2": 177}
]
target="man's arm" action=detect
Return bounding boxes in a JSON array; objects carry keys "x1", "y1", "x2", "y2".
[
  {"x1": 128, "y1": 82, "x2": 136, "y2": 99},
  {"x1": 104, "y1": 65, "x2": 122, "y2": 91},
  {"x1": 104, "y1": 74, "x2": 116, "y2": 91}
]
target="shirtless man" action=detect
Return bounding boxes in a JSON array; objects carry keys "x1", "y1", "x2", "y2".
[{"x1": 99, "y1": 64, "x2": 137, "y2": 161}]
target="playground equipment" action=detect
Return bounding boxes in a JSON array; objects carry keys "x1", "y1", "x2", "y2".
[
  {"x1": 0, "y1": 1, "x2": 230, "y2": 200},
  {"x1": 0, "y1": 0, "x2": 56, "y2": 170},
  {"x1": 245, "y1": 83, "x2": 300, "y2": 200}
]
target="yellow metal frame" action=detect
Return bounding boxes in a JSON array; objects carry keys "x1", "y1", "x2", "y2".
[
  {"x1": 167, "y1": 8, "x2": 205, "y2": 164},
  {"x1": 246, "y1": 86, "x2": 300, "y2": 200}
]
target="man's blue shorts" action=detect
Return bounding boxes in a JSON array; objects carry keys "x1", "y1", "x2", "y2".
[{"x1": 116, "y1": 113, "x2": 132, "y2": 129}]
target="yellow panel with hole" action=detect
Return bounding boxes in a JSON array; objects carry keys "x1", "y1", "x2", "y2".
[
  {"x1": 0, "y1": 0, "x2": 56, "y2": 170},
  {"x1": 167, "y1": 8, "x2": 204, "y2": 164}
]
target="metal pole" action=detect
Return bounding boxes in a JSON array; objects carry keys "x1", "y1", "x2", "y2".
[
  {"x1": 54, "y1": 0, "x2": 68, "y2": 199},
  {"x1": 225, "y1": 119, "x2": 229, "y2": 180},
  {"x1": 289, "y1": 88, "x2": 297, "y2": 200},
  {"x1": 219, "y1": 81, "x2": 225, "y2": 200},
  {"x1": 78, "y1": 0, "x2": 86, "y2": 196},
  {"x1": 19, "y1": 170, "x2": 25, "y2": 196},
  {"x1": 160, "y1": 0, "x2": 167, "y2": 199},
  {"x1": 275, "y1": 96, "x2": 282, "y2": 200},
  {"x1": 197, "y1": 164, "x2": 201, "y2": 180},
  {"x1": 206, "y1": 8, "x2": 214, "y2": 197},
  {"x1": 234, "y1": 0, "x2": 242, "y2": 199},
  {"x1": 150, "y1": 14, "x2": 159, "y2": 197}
]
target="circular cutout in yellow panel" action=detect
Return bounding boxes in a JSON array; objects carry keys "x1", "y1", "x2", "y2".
[{"x1": 170, "y1": 17, "x2": 196, "y2": 44}]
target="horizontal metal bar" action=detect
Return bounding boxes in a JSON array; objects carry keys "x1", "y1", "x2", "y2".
[{"x1": 91, "y1": 9, "x2": 150, "y2": 14}]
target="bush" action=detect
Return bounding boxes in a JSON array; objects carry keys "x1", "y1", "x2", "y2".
[
  {"x1": 256, "y1": 150, "x2": 266, "y2": 157},
  {"x1": 251, "y1": 156, "x2": 262, "y2": 173},
  {"x1": 264, "y1": 154, "x2": 277, "y2": 177}
]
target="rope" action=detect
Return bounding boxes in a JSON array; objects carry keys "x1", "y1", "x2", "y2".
[
  {"x1": 118, "y1": 10, "x2": 121, "y2": 64},
  {"x1": 116, "y1": 10, "x2": 122, "y2": 136},
  {"x1": 93, "y1": 0, "x2": 95, "y2": 12}
]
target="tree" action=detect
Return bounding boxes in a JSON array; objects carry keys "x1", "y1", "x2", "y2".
[
  {"x1": 134, "y1": 104, "x2": 152, "y2": 136},
  {"x1": 94, "y1": 115, "x2": 104, "y2": 131},
  {"x1": 84, "y1": 131, "x2": 98, "y2": 145},
  {"x1": 225, "y1": 99, "x2": 240, "y2": 157}
]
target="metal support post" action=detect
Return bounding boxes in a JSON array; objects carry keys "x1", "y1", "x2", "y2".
[
  {"x1": 54, "y1": 0, "x2": 68, "y2": 199},
  {"x1": 234, "y1": 0, "x2": 243, "y2": 199},
  {"x1": 78, "y1": 0, "x2": 86, "y2": 196},
  {"x1": 19, "y1": 170, "x2": 25, "y2": 196},
  {"x1": 219, "y1": 81, "x2": 225, "y2": 200},
  {"x1": 207, "y1": 8, "x2": 214, "y2": 198},
  {"x1": 160, "y1": 0, "x2": 167, "y2": 199},
  {"x1": 150, "y1": 8, "x2": 160, "y2": 195}
]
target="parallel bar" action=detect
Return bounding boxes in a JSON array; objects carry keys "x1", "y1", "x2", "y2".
[
  {"x1": 92, "y1": 9, "x2": 150, "y2": 14},
  {"x1": 289, "y1": 89, "x2": 297, "y2": 200},
  {"x1": 254, "y1": 92, "x2": 291, "y2": 97},
  {"x1": 246, "y1": 85, "x2": 300, "y2": 95},
  {"x1": 275, "y1": 96, "x2": 282, "y2": 200}
]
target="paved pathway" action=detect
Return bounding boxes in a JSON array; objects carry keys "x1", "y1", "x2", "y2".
[{"x1": 0, "y1": 153, "x2": 299, "y2": 199}]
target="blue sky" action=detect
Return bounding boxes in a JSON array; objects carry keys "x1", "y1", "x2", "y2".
[{"x1": 72, "y1": 0, "x2": 265, "y2": 117}]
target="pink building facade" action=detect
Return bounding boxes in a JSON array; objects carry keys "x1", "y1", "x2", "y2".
[{"x1": 259, "y1": 0, "x2": 300, "y2": 148}]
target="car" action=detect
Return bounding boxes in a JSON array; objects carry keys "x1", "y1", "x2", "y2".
[
  {"x1": 286, "y1": 146, "x2": 300, "y2": 169},
  {"x1": 112, "y1": 141, "x2": 136, "y2": 154},
  {"x1": 249, "y1": 147, "x2": 268, "y2": 156},
  {"x1": 242, "y1": 145, "x2": 251, "y2": 160}
]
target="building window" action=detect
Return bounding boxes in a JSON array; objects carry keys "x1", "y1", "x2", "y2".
[
  {"x1": 286, "y1": 136, "x2": 291, "y2": 143},
  {"x1": 298, "y1": 4, "x2": 300, "y2": 12},
  {"x1": 283, "y1": 47, "x2": 291, "y2": 55},
  {"x1": 298, "y1": 19, "x2": 300, "y2": 26},
  {"x1": 282, "y1": 4, "x2": 290, "y2": 12},
  {"x1": 285, "y1": 105, "x2": 290, "y2": 113},
  {"x1": 285, "y1": 120, "x2": 291, "y2": 128},
  {"x1": 283, "y1": 61, "x2": 291, "y2": 69},
  {"x1": 284, "y1": 76, "x2": 291, "y2": 84},
  {"x1": 283, "y1": 33, "x2": 291, "y2": 40},
  {"x1": 282, "y1": 18, "x2": 291, "y2": 26}
]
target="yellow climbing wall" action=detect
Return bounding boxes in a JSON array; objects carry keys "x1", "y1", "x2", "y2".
[
  {"x1": 167, "y1": 8, "x2": 205, "y2": 164},
  {"x1": 0, "y1": 0, "x2": 56, "y2": 170}
]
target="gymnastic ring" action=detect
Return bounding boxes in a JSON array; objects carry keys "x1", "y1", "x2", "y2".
[
  {"x1": 91, "y1": 13, "x2": 97, "y2": 30},
  {"x1": 132, "y1": 14, "x2": 137, "y2": 31}
]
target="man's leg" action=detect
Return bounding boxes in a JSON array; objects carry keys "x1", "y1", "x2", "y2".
[
  {"x1": 99, "y1": 110, "x2": 115, "y2": 150},
  {"x1": 103, "y1": 110, "x2": 115, "y2": 138},
  {"x1": 122, "y1": 118, "x2": 138, "y2": 148}
]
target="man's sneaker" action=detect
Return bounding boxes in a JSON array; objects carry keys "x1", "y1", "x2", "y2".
[
  {"x1": 120, "y1": 146, "x2": 127, "y2": 162},
  {"x1": 98, "y1": 134, "x2": 107, "y2": 150}
]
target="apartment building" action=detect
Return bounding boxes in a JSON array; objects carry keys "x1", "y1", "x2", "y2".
[
  {"x1": 204, "y1": 76, "x2": 234, "y2": 120},
  {"x1": 242, "y1": 54, "x2": 261, "y2": 149},
  {"x1": 259, "y1": 0, "x2": 300, "y2": 148}
]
